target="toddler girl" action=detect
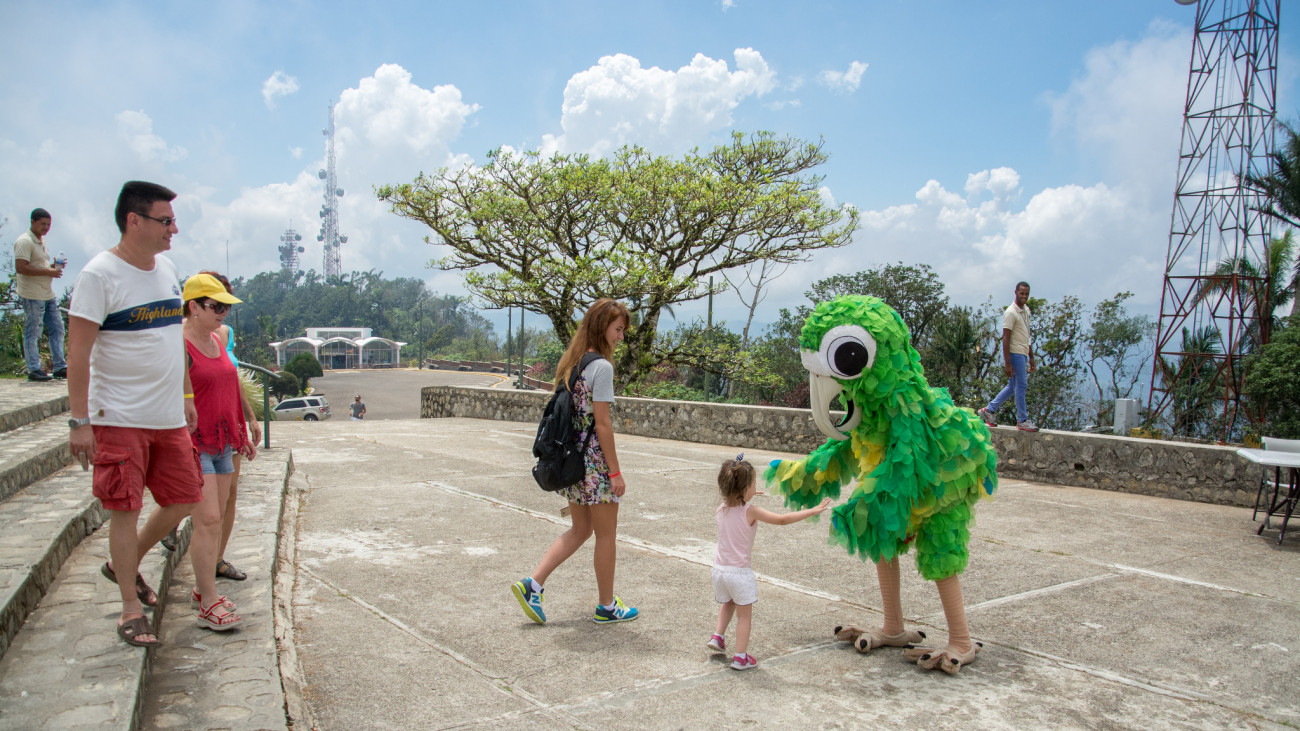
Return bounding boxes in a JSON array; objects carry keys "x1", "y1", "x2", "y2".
[{"x1": 709, "y1": 455, "x2": 830, "y2": 670}]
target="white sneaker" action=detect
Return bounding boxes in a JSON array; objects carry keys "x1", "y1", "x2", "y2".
[{"x1": 1017, "y1": 420, "x2": 1039, "y2": 432}]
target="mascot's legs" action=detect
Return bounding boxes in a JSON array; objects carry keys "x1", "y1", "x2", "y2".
[
  {"x1": 901, "y1": 574, "x2": 983, "y2": 675},
  {"x1": 833, "y1": 557, "x2": 926, "y2": 653}
]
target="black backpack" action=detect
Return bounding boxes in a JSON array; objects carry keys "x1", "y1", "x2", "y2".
[{"x1": 531, "y1": 352, "x2": 605, "y2": 491}]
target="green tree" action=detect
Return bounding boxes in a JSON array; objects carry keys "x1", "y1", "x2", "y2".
[
  {"x1": 378, "y1": 131, "x2": 859, "y2": 386},
  {"x1": 285, "y1": 353, "x2": 323, "y2": 392},
  {"x1": 1193, "y1": 230, "x2": 1298, "y2": 350},
  {"x1": 1023, "y1": 295, "x2": 1086, "y2": 430},
  {"x1": 1082, "y1": 292, "x2": 1156, "y2": 426},
  {"x1": 270, "y1": 371, "x2": 300, "y2": 400},
  {"x1": 1154, "y1": 326, "x2": 1225, "y2": 438},
  {"x1": 1242, "y1": 315, "x2": 1300, "y2": 438},
  {"x1": 1244, "y1": 120, "x2": 1300, "y2": 229},
  {"x1": 802, "y1": 262, "x2": 950, "y2": 349}
]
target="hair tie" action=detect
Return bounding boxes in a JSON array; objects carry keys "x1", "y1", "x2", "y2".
[{"x1": 734, "y1": 453, "x2": 744, "y2": 463}]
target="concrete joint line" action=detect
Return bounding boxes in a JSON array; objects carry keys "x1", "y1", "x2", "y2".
[
  {"x1": 420, "y1": 480, "x2": 844, "y2": 603},
  {"x1": 1017, "y1": 496, "x2": 1168, "y2": 523},
  {"x1": 296, "y1": 562, "x2": 590, "y2": 730},
  {"x1": 962, "y1": 573, "x2": 1123, "y2": 613},
  {"x1": 1105, "y1": 563, "x2": 1278, "y2": 600},
  {"x1": 275, "y1": 469, "x2": 314, "y2": 731}
]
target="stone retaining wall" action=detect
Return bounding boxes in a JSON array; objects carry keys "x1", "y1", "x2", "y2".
[{"x1": 421, "y1": 385, "x2": 1261, "y2": 507}]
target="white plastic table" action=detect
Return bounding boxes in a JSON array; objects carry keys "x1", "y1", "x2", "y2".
[{"x1": 1238, "y1": 448, "x2": 1300, "y2": 544}]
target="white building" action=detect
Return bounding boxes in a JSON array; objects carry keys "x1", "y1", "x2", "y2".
[{"x1": 270, "y1": 327, "x2": 406, "y2": 369}]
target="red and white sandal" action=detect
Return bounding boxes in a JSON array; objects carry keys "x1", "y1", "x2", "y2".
[
  {"x1": 197, "y1": 598, "x2": 242, "y2": 631},
  {"x1": 191, "y1": 590, "x2": 236, "y2": 610}
]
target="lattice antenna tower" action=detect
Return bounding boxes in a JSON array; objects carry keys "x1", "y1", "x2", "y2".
[
  {"x1": 317, "y1": 102, "x2": 347, "y2": 279},
  {"x1": 278, "y1": 224, "x2": 304, "y2": 274},
  {"x1": 1148, "y1": 0, "x2": 1279, "y2": 439}
]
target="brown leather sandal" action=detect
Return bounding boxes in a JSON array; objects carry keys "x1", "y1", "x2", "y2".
[
  {"x1": 117, "y1": 616, "x2": 160, "y2": 647},
  {"x1": 101, "y1": 562, "x2": 158, "y2": 607}
]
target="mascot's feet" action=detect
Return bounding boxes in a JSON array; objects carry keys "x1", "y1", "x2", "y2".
[
  {"x1": 901, "y1": 641, "x2": 983, "y2": 675},
  {"x1": 833, "y1": 624, "x2": 926, "y2": 654}
]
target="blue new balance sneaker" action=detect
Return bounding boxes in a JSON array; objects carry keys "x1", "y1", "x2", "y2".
[
  {"x1": 593, "y1": 596, "x2": 639, "y2": 624},
  {"x1": 511, "y1": 578, "x2": 546, "y2": 624}
]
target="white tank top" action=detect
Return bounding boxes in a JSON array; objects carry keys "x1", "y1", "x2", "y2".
[{"x1": 714, "y1": 503, "x2": 758, "y2": 568}]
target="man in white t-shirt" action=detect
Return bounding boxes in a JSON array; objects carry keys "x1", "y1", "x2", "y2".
[
  {"x1": 67, "y1": 181, "x2": 203, "y2": 648},
  {"x1": 978, "y1": 281, "x2": 1039, "y2": 432}
]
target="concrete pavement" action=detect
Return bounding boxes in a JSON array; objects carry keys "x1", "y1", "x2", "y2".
[{"x1": 276, "y1": 417, "x2": 1300, "y2": 730}]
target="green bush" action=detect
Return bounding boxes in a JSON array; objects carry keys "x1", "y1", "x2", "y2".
[
  {"x1": 285, "y1": 353, "x2": 323, "y2": 391},
  {"x1": 1243, "y1": 318, "x2": 1300, "y2": 438},
  {"x1": 270, "y1": 371, "x2": 300, "y2": 400}
]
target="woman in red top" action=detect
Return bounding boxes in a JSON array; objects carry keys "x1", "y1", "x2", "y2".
[{"x1": 182, "y1": 273, "x2": 256, "y2": 631}]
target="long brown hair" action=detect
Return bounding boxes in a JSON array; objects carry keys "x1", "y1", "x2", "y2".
[{"x1": 553, "y1": 298, "x2": 630, "y2": 391}]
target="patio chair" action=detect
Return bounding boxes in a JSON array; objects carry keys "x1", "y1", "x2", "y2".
[{"x1": 1253, "y1": 437, "x2": 1300, "y2": 521}]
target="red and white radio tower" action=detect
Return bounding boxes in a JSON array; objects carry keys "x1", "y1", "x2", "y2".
[{"x1": 1149, "y1": 0, "x2": 1280, "y2": 438}]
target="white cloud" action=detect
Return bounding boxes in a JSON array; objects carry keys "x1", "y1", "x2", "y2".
[
  {"x1": 789, "y1": 169, "x2": 1161, "y2": 312},
  {"x1": 115, "y1": 110, "x2": 187, "y2": 163},
  {"x1": 1045, "y1": 20, "x2": 1188, "y2": 202},
  {"x1": 721, "y1": 0, "x2": 736, "y2": 10},
  {"x1": 818, "y1": 61, "x2": 868, "y2": 93},
  {"x1": 261, "y1": 70, "x2": 300, "y2": 109},
  {"x1": 542, "y1": 48, "x2": 777, "y2": 156},
  {"x1": 290, "y1": 146, "x2": 302, "y2": 159},
  {"x1": 178, "y1": 64, "x2": 481, "y2": 281}
]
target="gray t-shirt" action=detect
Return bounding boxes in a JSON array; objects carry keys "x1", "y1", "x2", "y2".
[
  {"x1": 349, "y1": 401, "x2": 366, "y2": 418},
  {"x1": 580, "y1": 358, "x2": 615, "y2": 415}
]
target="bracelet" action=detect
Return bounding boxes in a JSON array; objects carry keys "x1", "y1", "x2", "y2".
[
  {"x1": 184, "y1": 393, "x2": 194, "y2": 399},
  {"x1": 609, "y1": 470, "x2": 621, "y2": 479}
]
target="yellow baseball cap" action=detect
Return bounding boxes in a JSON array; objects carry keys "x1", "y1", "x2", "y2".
[{"x1": 182, "y1": 273, "x2": 242, "y2": 304}]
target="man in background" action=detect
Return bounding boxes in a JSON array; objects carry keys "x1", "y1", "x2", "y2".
[
  {"x1": 978, "y1": 281, "x2": 1039, "y2": 432},
  {"x1": 13, "y1": 208, "x2": 66, "y2": 381}
]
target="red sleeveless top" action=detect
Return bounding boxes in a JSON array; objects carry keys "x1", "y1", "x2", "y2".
[{"x1": 186, "y1": 332, "x2": 248, "y2": 454}]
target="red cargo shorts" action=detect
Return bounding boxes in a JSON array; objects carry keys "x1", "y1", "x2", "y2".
[{"x1": 91, "y1": 425, "x2": 204, "y2": 511}]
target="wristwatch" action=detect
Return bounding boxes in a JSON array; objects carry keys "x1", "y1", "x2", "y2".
[{"x1": 68, "y1": 417, "x2": 91, "y2": 430}]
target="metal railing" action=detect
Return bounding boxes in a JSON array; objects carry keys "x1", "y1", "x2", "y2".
[{"x1": 238, "y1": 363, "x2": 278, "y2": 449}]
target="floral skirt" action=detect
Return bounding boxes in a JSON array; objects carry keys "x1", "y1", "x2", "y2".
[{"x1": 558, "y1": 428, "x2": 618, "y2": 505}]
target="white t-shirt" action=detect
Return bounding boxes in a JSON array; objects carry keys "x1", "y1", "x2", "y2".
[
  {"x1": 580, "y1": 358, "x2": 615, "y2": 415},
  {"x1": 68, "y1": 251, "x2": 186, "y2": 429}
]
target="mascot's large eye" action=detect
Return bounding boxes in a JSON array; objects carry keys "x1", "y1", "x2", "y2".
[{"x1": 819, "y1": 325, "x2": 876, "y2": 379}]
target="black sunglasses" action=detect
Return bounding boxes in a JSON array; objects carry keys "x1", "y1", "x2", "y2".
[
  {"x1": 136, "y1": 212, "x2": 177, "y2": 227},
  {"x1": 201, "y1": 301, "x2": 230, "y2": 314}
]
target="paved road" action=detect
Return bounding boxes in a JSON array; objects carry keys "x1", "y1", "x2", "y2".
[{"x1": 304, "y1": 368, "x2": 507, "y2": 420}]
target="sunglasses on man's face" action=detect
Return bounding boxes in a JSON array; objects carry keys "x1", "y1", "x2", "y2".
[{"x1": 201, "y1": 301, "x2": 230, "y2": 314}]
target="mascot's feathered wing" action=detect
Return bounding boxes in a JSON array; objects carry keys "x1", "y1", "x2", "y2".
[{"x1": 765, "y1": 295, "x2": 998, "y2": 674}]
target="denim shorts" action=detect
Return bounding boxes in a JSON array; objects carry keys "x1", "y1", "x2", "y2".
[{"x1": 198, "y1": 446, "x2": 235, "y2": 476}]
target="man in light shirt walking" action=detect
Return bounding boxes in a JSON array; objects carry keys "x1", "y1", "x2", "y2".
[{"x1": 978, "y1": 281, "x2": 1039, "y2": 432}]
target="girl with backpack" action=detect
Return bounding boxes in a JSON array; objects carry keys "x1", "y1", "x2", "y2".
[{"x1": 511, "y1": 298, "x2": 639, "y2": 625}]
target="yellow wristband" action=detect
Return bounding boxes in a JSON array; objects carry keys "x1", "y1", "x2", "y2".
[{"x1": 184, "y1": 394, "x2": 194, "y2": 399}]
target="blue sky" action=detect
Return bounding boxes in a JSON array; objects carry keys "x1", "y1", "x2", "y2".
[{"x1": 2, "y1": 1, "x2": 1297, "y2": 336}]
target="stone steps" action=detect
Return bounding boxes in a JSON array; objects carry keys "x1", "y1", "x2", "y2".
[
  {"x1": 0, "y1": 504, "x2": 193, "y2": 729},
  {"x1": 0, "y1": 414, "x2": 74, "y2": 503},
  {"x1": 0, "y1": 467, "x2": 105, "y2": 658},
  {"x1": 0, "y1": 379, "x2": 296, "y2": 730}
]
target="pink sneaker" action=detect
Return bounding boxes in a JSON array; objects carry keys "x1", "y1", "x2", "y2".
[
  {"x1": 707, "y1": 634, "x2": 726, "y2": 652},
  {"x1": 731, "y1": 653, "x2": 757, "y2": 670}
]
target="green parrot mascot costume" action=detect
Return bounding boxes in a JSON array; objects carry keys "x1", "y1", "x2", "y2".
[{"x1": 765, "y1": 295, "x2": 998, "y2": 675}]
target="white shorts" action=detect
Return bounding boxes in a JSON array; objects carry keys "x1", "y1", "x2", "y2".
[{"x1": 712, "y1": 565, "x2": 757, "y2": 606}]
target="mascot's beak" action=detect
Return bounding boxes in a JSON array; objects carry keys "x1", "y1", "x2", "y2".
[{"x1": 808, "y1": 373, "x2": 862, "y2": 441}]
